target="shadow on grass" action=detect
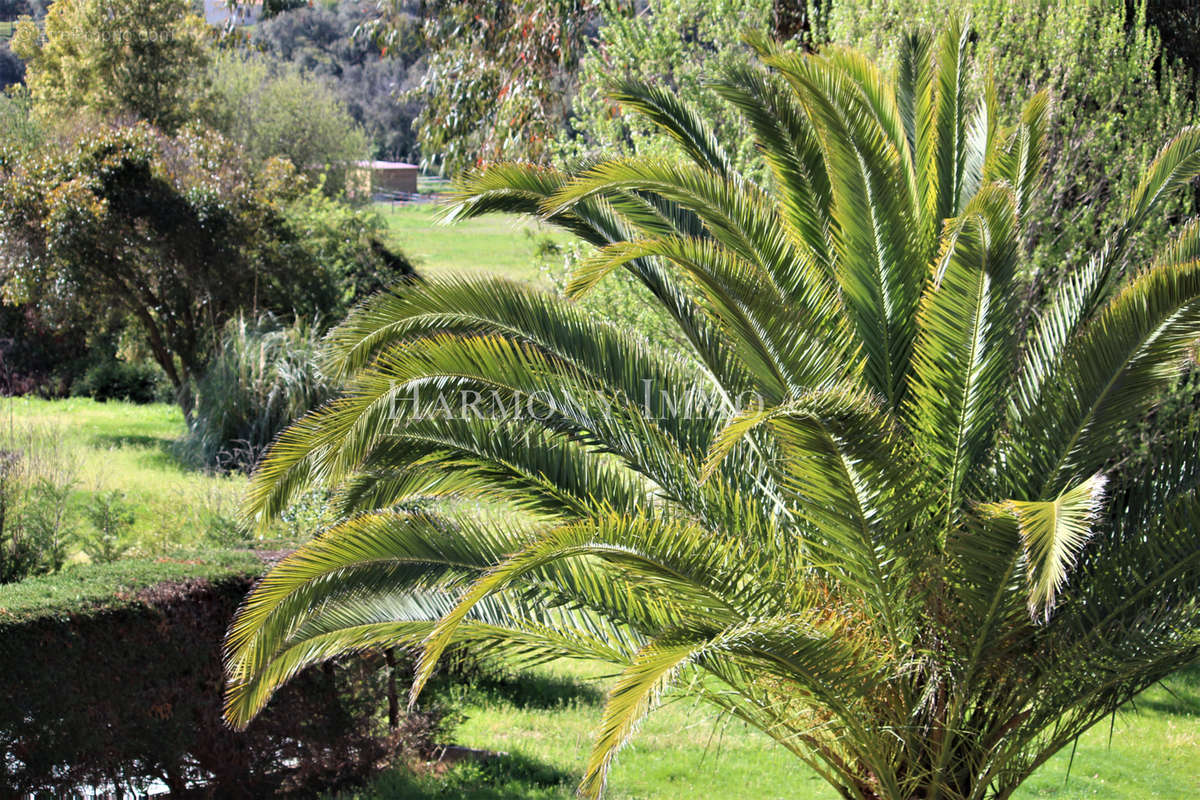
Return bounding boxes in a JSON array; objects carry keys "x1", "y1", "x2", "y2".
[
  {"x1": 436, "y1": 667, "x2": 605, "y2": 711},
  {"x1": 92, "y1": 432, "x2": 175, "y2": 450},
  {"x1": 343, "y1": 753, "x2": 576, "y2": 800},
  {"x1": 88, "y1": 433, "x2": 206, "y2": 472},
  {"x1": 1135, "y1": 663, "x2": 1200, "y2": 716}
]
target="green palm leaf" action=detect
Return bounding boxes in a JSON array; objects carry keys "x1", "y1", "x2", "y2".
[{"x1": 225, "y1": 18, "x2": 1200, "y2": 800}]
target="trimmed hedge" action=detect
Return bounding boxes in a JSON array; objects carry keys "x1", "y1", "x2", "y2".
[
  {"x1": 0, "y1": 556, "x2": 411, "y2": 797},
  {"x1": 0, "y1": 553, "x2": 262, "y2": 622}
]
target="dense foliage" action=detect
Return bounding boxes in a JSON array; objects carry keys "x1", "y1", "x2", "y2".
[
  {"x1": 370, "y1": 0, "x2": 597, "y2": 173},
  {"x1": 0, "y1": 124, "x2": 344, "y2": 412},
  {"x1": 0, "y1": 568, "x2": 431, "y2": 796},
  {"x1": 11, "y1": 0, "x2": 210, "y2": 133},
  {"x1": 225, "y1": 22, "x2": 1200, "y2": 800},
  {"x1": 253, "y1": 0, "x2": 425, "y2": 163},
  {"x1": 0, "y1": 419, "x2": 76, "y2": 583},
  {"x1": 184, "y1": 314, "x2": 336, "y2": 472},
  {"x1": 203, "y1": 52, "x2": 370, "y2": 196},
  {"x1": 557, "y1": 0, "x2": 770, "y2": 169}
]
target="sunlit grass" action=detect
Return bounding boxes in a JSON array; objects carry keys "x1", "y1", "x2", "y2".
[
  {"x1": 0, "y1": 396, "x2": 246, "y2": 556},
  {"x1": 376, "y1": 202, "x2": 575, "y2": 283},
  {"x1": 335, "y1": 660, "x2": 1199, "y2": 800}
]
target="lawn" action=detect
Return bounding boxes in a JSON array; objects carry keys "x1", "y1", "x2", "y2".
[
  {"x1": 376, "y1": 202, "x2": 577, "y2": 283},
  {"x1": 0, "y1": 396, "x2": 247, "y2": 555},
  {"x1": 337, "y1": 660, "x2": 1200, "y2": 800}
]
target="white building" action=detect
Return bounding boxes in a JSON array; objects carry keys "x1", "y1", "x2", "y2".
[{"x1": 204, "y1": 0, "x2": 263, "y2": 27}]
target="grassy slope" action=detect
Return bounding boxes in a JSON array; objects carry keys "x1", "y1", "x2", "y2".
[
  {"x1": 376, "y1": 202, "x2": 574, "y2": 283},
  {"x1": 0, "y1": 396, "x2": 246, "y2": 554}
]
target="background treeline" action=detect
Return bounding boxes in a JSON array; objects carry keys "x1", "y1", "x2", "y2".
[{"x1": 0, "y1": 0, "x2": 422, "y2": 473}]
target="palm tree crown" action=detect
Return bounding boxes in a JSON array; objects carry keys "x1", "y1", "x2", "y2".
[{"x1": 224, "y1": 20, "x2": 1200, "y2": 800}]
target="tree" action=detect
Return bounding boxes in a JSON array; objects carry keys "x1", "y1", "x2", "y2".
[
  {"x1": 556, "y1": 0, "x2": 771, "y2": 170},
  {"x1": 202, "y1": 52, "x2": 371, "y2": 195},
  {"x1": 254, "y1": 0, "x2": 425, "y2": 162},
  {"x1": 369, "y1": 0, "x2": 597, "y2": 174},
  {"x1": 0, "y1": 124, "x2": 337, "y2": 415},
  {"x1": 223, "y1": 22, "x2": 1200, "y2": 800},
  {"x1": 11, "y1": 0, "x2": 209, "y2": 132}
]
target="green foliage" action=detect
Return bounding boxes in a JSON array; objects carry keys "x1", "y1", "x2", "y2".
[
  {"x1": 0, "y1": 423, "x2": 77, "y2": 583},
  {"x1": 283, "y1": 189, "x2": 416, "y2": 307},
  {"x1": 70, "y1": 358, "x2": 170, "y2": 404},
  {"x1": 80, "y1": 490, "x2": 136, "y2": 564},
  {"x1": 0, "y1": 123, "x2": 341, "y2": 411},
  {"x1": 16, "y1": 478, "x2": 76, "y2": 574},
  {"x1": 202, "y1": 51, "x2": 371, "y2": 196},
  {"x1": 183, "y1": 313, "x2": 336, "y2": 472},
  {"x1": 227, "y1": 21, "x2": 1200, "y2": 800},
  {"x1": 11, "y1": 0, "x2": 210, "y2": 132},
  {"x1": 253, "y1": 1, "x2": 425, "y2": 162},
  {"x1": 0, "y1": 87, "x2": 41, "y2": 156},
  {"x1": 557, "y1": 0, "x2": 771, "y2": 170},
  {"x1": 823, "y1": 0, "x2": 1197, "y2": 280},
  {"x1": 370, "y1": 0, "x2": 596, "y2": 174}
]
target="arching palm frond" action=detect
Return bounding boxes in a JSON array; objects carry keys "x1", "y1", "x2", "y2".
[{"x1": 225, "y1": 19, "x2": 1200, "y2": 800}]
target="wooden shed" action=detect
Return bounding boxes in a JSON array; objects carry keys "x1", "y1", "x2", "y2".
[{"x1": 355, "y1": 161, "x2": 420, "y2": 196}]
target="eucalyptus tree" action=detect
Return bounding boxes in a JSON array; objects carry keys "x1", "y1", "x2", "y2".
[{"x1": 224, "y1": 21, "x2": 1200, "y2": 800}]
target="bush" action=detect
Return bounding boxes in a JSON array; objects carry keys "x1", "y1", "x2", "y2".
[
  {"x1": 0, "y1": 423, "x2": 77, "y2": 584},
  {"x1": 70, "y1": 358, "x2": 170, "y2": 404},
  {"x1": 80, "y1": 490, "x2": 136, "y2": 564},
  {"x1": 282, "y1": 188, "x2": 418, "y2": 309},
  {"x1": 183, "y1": 313, "x2": 336, "y2": 472},
  {"x1": 254, "y1": 1, "x2": 426, "y2": 163},
  {"x1": 0, "y1": 562, "x2": 435, "y2": 797},
  {"x1": 823, "y1": 0, "x2": 1197, "y2": 280},
  {"x1": 557, "y1": 0, "x2": 771, "y2": 170},
  {"x1": 203, "y1": 51, "x2": 371, "y2": 196}
]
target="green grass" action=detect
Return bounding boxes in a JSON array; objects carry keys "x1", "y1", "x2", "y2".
[
  {"x1": 0, "y1": 551, "x2": 261, "y2": 622},
  {"x1": 376, "y1": 202, "x2": 576, "y2": 283},
  {"x1": 0, "y1": 21, "x2": 13, "y2": 40},
  {"x1": 0, "y1": 396, "x2": 248, "y2": 556},
  {"x1": 335, "y1": 660, "x2": 1200, "y2": 800}
]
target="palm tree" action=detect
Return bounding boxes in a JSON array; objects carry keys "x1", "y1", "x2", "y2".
[{"x1": 224, "y1": 21, "x2": 1200, "y2": 800}]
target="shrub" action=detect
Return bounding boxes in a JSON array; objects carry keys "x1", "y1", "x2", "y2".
[
  {"x1": 70, "y1": 358, "x2": 170, "y2": 404},
  {"x1": 183, "y1": 313, "x2": 336, "y2": 472},
  {"x1": 557, "y1": 0, "x2": 771, "y2": 170},
  {"x1": 202, "y1": 51, "x2": 371, "y2": 196},
  {"x1": 0, "y1": 123, "x2": 350, "y2": 417},
  {"x1": 281, "y1": 188, "x2": 418, "y2": 309},
  {"x1": 0, "y1": 423, "x2": 77, "y2": 583},
  {"x1": 0, "y1": 561, "x2": 434, "y2": 797},
  {"x1": 80, "y1": 490, "x2": 136, "y2": 564},
  {"x1": 254, "y1": 0, "x2": 425, "y2": 163},
  {"x1": 823, "y1": 0, "x2": 1197, "y2": 281}
]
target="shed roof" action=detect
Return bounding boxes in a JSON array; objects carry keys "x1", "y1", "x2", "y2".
[{"x1": 356, "y1": 161, "x2": 420, "y2": 170}]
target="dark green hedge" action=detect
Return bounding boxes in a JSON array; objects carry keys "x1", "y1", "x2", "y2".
[{"x1": 0, "y1": 558, "x2": 407, "y2": 797}]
